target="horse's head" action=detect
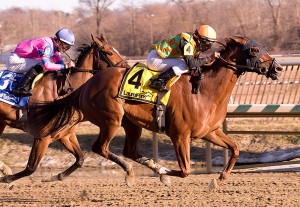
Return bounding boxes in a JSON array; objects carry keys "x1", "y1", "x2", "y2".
[
  {"x1": 219, "y1": 36, "x2": 283, "y2": 80},
  {"x1": 91, "y1": 34, "x2": 129, "y2": 69}
]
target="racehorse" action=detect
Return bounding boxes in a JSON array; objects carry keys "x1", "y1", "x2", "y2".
[
  {"x1": 0, "y1": 34, "x2": 127, "y2": 182},
  {"x1": 13, "y1": 36, "x2": 284, "y2": 189}
]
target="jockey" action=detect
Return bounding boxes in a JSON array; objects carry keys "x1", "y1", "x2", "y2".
[
  {"x1": 6, "y1": 28, "x2": 76, "y2": 96},
  {"x1": 147, "y1": 25, "x2": 219, "y2": 91}
]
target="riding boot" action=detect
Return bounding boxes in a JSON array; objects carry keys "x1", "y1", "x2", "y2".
[
  {"x1": 13, "y1": 65, "x2": 43, "y2": 96},
  {"x1": 149, "y1": 68, "x2": 177, "y2": 91}
]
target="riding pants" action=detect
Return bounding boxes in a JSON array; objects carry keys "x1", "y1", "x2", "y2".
[
  {"x1": 6, "y1": 52, "x2": 40, "y2": 73},
  {"x1": 146, "y1": 50, "x2": 189, "y2": 76}
]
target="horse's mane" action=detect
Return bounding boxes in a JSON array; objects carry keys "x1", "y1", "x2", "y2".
[
  {"x1": 218, "y1": 37, "x2": 241, "y2": 53},
  {"x1": 201, "y1": 37, "x2": 242, "y2": 72},
  {"x1": 76, "y1": 43, "x2": 92, "y2": 65}
]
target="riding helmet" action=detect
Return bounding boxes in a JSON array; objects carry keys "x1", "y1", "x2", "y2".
[{"x1": 55, "y1": 28, "x2": 75, "y2": 46}]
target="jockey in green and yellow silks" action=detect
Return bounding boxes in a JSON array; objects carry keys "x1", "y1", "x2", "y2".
[
  {"x1": 147, "y1": 25, "x2": 219, "y2": 91},
  {"x1": 151, "y1": 33, "x2": 200, "y2": 59}
]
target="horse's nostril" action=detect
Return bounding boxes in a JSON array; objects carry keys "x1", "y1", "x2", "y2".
[
  {"x1": 275, "y1": 67, "x2": 283, "y2": 72},
  {"x1": 260, "y1": 67, "x2": 267, "y2": 74}
]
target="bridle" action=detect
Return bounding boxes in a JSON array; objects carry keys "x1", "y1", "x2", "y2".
[
  {"x1": 95, "y1": 42, "x2": 127, "y2": 67},
  {"x1": 216, "y1": 39, "x2": 276, "y2": 76},
  {"x1": 60, "y1": 40, "x2": 128, "y2": 96},
  {"x1": 70, "y1": 41, "x2": 127, "y2": 74}
]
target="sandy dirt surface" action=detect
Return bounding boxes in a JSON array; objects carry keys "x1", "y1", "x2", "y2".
[
  {"x1": 0, "y1": 120, "x2": 299, "y2": 207},
  {"x1": 0, "y1": 170, "x2": 299, "y2": 207}
]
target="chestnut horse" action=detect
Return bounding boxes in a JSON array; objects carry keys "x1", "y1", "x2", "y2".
[
  {"x1": 15, "y1": 37, "x2": 284, "y2": 189},
  {"x1": 0, "y1": 34, "x2": 127, "y2": 182}
]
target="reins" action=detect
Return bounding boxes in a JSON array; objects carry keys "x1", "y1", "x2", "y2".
[{"x1": 96, "y1": 42, "x2": 128, "y2": 68}]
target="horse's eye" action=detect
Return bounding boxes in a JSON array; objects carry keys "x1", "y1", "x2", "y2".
[{"x1": 106, "y1": 52, "x2": 113, "y2": 56}]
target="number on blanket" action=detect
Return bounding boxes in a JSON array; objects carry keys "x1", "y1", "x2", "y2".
[{"x1": 128, "y1": 69, "x2": 143, "y2": 89}]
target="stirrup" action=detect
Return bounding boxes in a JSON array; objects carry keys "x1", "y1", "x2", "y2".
[{"x1": 149, "y1": 79, "x2": 169, "y2": 92}]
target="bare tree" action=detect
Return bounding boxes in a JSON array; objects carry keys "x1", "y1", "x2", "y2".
[{"x1": 79, "y1": 0, "x2": 115, "y2": 36}]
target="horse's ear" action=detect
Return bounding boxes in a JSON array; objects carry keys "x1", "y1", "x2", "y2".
[
  {"x1": 91, "y1": 34, "x2": 96, "y2": 42},
  {"x1": 100, "y1": 33, "x2": 108, "y2": 43},
  {"x1": 231, "y1": 36, "x2": 248, "y2": 45}
]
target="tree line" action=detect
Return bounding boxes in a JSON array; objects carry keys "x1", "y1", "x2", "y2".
[{"x1": 0, "y1": 0, "x2": 299, "y2": 58}]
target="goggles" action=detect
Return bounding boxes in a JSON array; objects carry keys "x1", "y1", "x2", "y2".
[
  {"x1": 194, "y1": 31, "x2": 214, "y2": 48},
  {"x1": 61, "y1": 41, "x2": 71, "y2": 51}
]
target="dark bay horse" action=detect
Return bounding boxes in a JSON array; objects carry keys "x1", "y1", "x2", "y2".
[
  {"x1": 0, "y1": 34, "x2": 127, "y2": 182},
  {"x1": 21, "y1": 37, "x2": 283, "y2": 189}
]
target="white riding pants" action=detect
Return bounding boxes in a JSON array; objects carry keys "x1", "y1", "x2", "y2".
[
  {"x1": 6, "y1": 53, "x2": 40, "y2": 73},
  {"x1": 146, "y1": 50, "x2": 189, "y2": 76}
]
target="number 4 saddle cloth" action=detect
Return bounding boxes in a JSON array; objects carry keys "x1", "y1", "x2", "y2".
[{"x1": 118, "y1": 62, "x2": 179, "y2": 105}]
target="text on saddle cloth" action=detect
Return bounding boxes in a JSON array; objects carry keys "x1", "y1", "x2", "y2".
[{"x1": 118, "y1": 62, "x2": 179, "y2": 105}]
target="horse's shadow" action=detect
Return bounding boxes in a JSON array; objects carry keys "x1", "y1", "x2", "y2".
[{"x1": 2, "y1": 130, "x2": 290, "y2": 165}]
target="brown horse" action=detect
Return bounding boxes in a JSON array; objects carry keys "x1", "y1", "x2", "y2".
[
  {"x1": 0, "y1": 34, "x2": 127, "y2": 182},
  {"x1": 20, "y1": 36, "x2": 284, "y2": 189}
]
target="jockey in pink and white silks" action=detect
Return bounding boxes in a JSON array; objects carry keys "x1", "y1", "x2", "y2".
[
  {"x1": 147, "y1": 25, "x2": 219, "y2": 91},
  {"x1": 6, "y1": 28, "x2": 75, "y2": 96}
]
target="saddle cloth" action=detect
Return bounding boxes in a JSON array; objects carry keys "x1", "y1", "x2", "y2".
[
  {"x1": 0, "y1": 70, "x2": 29, "y2": 107},
  {"x1": 118, "y1": 62, "x2": 179, "y2": 105}
]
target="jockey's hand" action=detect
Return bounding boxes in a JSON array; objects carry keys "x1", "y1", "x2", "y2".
[
  {"x1": 65, "y1": 61, "x2": 75, "y2": 69},
  {"x1": 204, "y1": 52, "x2": 220, "y2": 66}
]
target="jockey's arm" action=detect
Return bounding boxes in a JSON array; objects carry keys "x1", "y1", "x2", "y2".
[
  {"x1": 40, "y1": 49, "x2": 65, "y2": 71},
  {"x1": 180, "y1": 38, "x2": 209, "y2": 70}
]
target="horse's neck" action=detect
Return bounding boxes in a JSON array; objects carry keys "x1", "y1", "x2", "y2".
[{"x1": 202, "y1": 66, "x2": 238, "y2": 105}]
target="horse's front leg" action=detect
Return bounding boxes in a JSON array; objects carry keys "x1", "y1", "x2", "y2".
[
  {"x1": 166, "y1": 135, "x2": 191, "y2": 177},
  {"x1": 0, "y1": 137, "x2": 51, "y2": 183},
  {"x1": 204, "y1": 128, "x2": 239, "y2": 190},
  {"x1": 138, "y1": 134, "x2": 192, "y2": 185},
  {"x1": 42, "y1": 132, "x2": 84, "y2": 182},
  {"x1": 0, "y1": 123, "x2": 12, "y2": 176}
]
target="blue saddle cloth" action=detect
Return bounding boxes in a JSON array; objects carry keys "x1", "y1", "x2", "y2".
[{"x1": 0, "y1": 70, "x2": 29, "y2": 107}]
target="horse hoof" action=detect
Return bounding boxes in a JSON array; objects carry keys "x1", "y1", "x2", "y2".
[
  {"x1": 7, "y1": 183, "x2": 14, "y2": 190},
  {"x1": 2, "y1": 166, "x2": 13, "y2": 176},
  {"x1": 0, "y1": 176, "x2": 12, "y2": 184},
  {"x1": 125, "y1": 174, "x2": 135, "y2": 188},
  {"x1": 42, "y1": 173, "x2": 57, "y2": 182},
  {"x1": 160, "y1": 175, "x2": 171, "y2": 186},
  {"x1": 0, "y1": 162, "x2": 12, "y2": 176},
  {"x1": 209, "y1": 178, "x2": 219, "y2": 191}
]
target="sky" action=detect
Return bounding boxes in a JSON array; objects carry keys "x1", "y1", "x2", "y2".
[{"x1": 0, "y1": 0, "x2": 163, "y2": 13}]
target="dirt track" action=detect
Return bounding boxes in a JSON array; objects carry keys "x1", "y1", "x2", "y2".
[{"x1": 0, "y1": 170, "x2": 299, "y2": 207}]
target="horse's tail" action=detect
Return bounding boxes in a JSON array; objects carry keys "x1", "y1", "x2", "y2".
[{"x1": 29, "y1": 86, "x2": 83, "y2": 136}]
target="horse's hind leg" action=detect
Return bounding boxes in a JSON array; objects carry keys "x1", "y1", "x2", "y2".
[
  {"x1": 204, "y1": 128, "x2": 239, "y2": 189},
  {"x1": 0, "y1": 137, "x2": 51, "y2": 183},
  {"x1": 42, "y1": 132, "x2": 84, "y2": 182},
  {"x1": 92, "y1": 124, "x2": 135, "y2": 186},
  {"x1": 121, "y1": 118, "x2": 172, "y2": 185}
]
